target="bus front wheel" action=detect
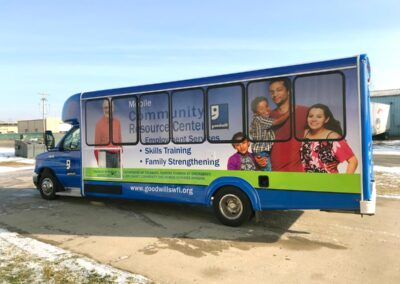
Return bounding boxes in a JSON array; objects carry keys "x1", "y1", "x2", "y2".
[
  {"x1": 39, "y1": 171, "x2": 59, "y2": 200},
  {"x1": 213, "y1": 187, "x2": 253, "y2": 227}
]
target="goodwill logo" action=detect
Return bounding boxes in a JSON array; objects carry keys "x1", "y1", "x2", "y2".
[{"x1": 210, "y1": 104, "x2": 229, "y2": 130}]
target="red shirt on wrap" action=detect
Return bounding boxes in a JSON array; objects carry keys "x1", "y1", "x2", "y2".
[
  {"x1": 300, "y1": 140, "x2": 354, "y2": 173},
  {"x1": 270, "y1": 105, "x2": 308, "y2": 172},
  {"x1": 94, "y1": 116, "x2": 122, "y2": 162}
]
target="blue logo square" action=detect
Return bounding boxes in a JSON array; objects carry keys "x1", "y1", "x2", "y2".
[{"x1": 210, "y1": 104, "x2": 229, "y2": 130}]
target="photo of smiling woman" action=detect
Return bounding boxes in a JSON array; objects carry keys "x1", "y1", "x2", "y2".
[{"x1": 300, "y1": 104, "x2": 358, "y2": 174}]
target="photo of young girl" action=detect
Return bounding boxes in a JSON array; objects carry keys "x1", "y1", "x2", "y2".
[{"x1": 300, "y1": 104, "x2": 358, "y2": 173}]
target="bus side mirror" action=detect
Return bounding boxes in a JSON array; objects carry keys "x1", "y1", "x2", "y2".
[{"x1": 44, "y1": 130, "x2": 55, "y2": 150}]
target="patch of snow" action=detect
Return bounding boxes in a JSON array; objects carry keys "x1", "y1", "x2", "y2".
[
  {"x1": 0, "y1": 228, "x2": 149, "y2": 283},
  {"x1": 0, "y1": 157, "x2": 35, "y2": 163},
  {"x1": 0, "y1": 147, "x2": 14, "y2": 157},
  {"x1": 373, "y1": 140, "x2": 400, "y2": 155},
  {"x1": 377, "y1": 194, "x2": 400, "y2": 200},
  {"x1": 0, "y1": 229, "x2": 67, "y2": 261},
  {"x1": 373, "y1": 150, "x2": 400, "y2": 156},
  {"x1": 374, "y1": 165, "x2": 400, "y2": 174},
  {"x1": 0, "y1": 166, "x2": 34, "y2": 173},
  {"x1": 0, "y1": 147, "x2": 35, "y2": 173}
]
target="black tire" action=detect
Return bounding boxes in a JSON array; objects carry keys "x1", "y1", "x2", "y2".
[
  {"x1": 213, "y1": 187, "x2": 253, "y2": 227},
  {"x1": 38, "y1": 171, "x2": 59, "y2": 200}
]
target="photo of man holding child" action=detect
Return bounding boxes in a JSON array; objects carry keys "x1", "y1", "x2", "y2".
[{"x1": 227, "y1": 73, "x2": 359, "y2": 174}]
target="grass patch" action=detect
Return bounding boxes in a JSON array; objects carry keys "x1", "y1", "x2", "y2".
[
  {"x1": 0, "y1": 241, "x2": 145, "y2": 284},
  {"x1": 0, "y1": 254, "x2": 36, "y2": 283}
]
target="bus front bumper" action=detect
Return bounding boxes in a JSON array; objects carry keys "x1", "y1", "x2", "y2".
[{"x1": 360, "y1": 181, "x2": 376, "y2": 215}]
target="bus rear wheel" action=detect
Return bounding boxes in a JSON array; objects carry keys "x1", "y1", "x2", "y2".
[
  {"x1": 39, "y1": 171, "x2": 59, "y2": 200},
  {"x1": 213, "y1": 187, "x2": 253, "y2": 227}
]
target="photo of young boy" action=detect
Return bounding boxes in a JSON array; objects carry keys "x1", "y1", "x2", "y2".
[
  {"x1": 227, "y1": 132, "x2": 257, "y2": 171},
  {"x1": 249, "y1": 96, "x2": 289, "y2": 171}
]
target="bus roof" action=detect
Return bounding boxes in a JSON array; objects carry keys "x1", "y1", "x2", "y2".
[
  {"x1": 62, "y1": 93, "x2": 81, "y2": 125},
  {"x1": 81, "y1": 55, "x2": 363, "y2": 100}
]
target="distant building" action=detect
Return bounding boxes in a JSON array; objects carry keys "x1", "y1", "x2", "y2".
[
  {"x1": 0, "y1": 122, "x2": 18, "y2": 133},
  {"x1": 17, "y1": 117, "x2": 71, "y2": 134},
  {"x1": 371, "y1": 89, "x2": 400, "y2": 137}
]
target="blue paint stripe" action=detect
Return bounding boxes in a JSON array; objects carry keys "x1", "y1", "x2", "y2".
[
  {"x1": 257, "y1": 189, "x2": 360, "y2": 210},
  {"x1": 83, "y1": 180, "x2": 360, "y2": 211},
  {"x1": 84, "y1": 180, "x2": 207, "y2": 205},
  {"x1": 359, "y1": 55, "x2": 373, "y2": 201}
]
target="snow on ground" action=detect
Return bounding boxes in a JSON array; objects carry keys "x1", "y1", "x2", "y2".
[
  {"x1": 0, "y1": 147, "x2": 34, "y2": 173},
  {"x1": 374, "y1": 165, "x2": 400, "y2": 174},
  {"x1": 0, "y1": 156, "x2": 35, "y2": 164},
  {"x1": 0, "y1": 147, "x2": 15, "y2": 158},
  {"x1": 0, "y1": 163, "x2": 34, "y2": 173},
  {"x1": 0, "y1": 166, "x2": 34, "y2": 173},
  {"x1": 372, "y1": 141, "x2": 400, "y2": 199},
  {"x1": 0, "y1": 147, "x2": 34, "y2": 163},
  {"x1": 0, "y1": 228, "x2": 149, "y2": 283},
  {"x1": 373, "y1": 140, "x2": 400, "y2": 155},
  {"x1": 378, "y1": 195, "x2": 400, "y2": 200}
]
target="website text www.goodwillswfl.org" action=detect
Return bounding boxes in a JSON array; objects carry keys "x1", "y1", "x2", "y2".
[{"x1": 129, "y1": 184, "x2": 194, "y2": 196}]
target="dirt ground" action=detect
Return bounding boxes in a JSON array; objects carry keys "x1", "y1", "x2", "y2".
[
  {"x1": 373, "y1": 154, "x2": 400, "y2": 196},
  {"x1": 0, "y1": 140, "x2": 14, "y2": 148},
  {"x1": 0, "y1": 161, "x2": 29, "y2": 167},
  {"x1": 0, "y1": 168, "x2": 399, "y2": 283}
]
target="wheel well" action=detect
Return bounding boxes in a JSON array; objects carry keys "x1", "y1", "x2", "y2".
[
  {"x1": 38, "y1": 168, "x2": 54, "y2": 181},
  {"x1": 212, "y1": 185, "x2": 255, "y2": 226},
  {"x1": 212, "y1": 186, "x2": 253, "y2": 209},
  {"x1": 207, "y1": 177, "x2": 261, "y2": 211},
  {"x1": 212, "y1": 185, "x2": 242, "y2": 197},
  {"x1": 38, "y1": 168, "x2": 64, "y2": 190}
]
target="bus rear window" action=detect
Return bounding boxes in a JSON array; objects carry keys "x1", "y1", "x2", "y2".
[{"x1": 294, "y1": 72, "x2": 346, "y2": 141}]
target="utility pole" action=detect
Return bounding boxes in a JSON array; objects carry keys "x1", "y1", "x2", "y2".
[{"x1": 39, "y1": 93, "x2": 49, "y2": 133}]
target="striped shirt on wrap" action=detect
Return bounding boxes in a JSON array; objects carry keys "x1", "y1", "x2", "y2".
[{"x1": 250, "y1": 115, "x2": 275, "y2": 153}]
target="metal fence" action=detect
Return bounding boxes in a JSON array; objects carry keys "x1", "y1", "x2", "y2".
[
  {"x1": 0, "y1": 133, "x2": 66, "y2": 159},
  {"x1": 0, "y1": 132, "x2": 44, "y2": 141}
]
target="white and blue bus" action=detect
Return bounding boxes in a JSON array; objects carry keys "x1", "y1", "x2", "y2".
[{"x1": 33, "y1": 55, "x2": 375, "y2": 226}]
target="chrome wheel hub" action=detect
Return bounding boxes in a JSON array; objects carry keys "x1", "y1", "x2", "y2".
[
  {"x1": 219, "y1": 194, "x2": 243, "y2": 220},
  {"x1": 41, "y1": 178, "x2": 54, "y2": 195}
]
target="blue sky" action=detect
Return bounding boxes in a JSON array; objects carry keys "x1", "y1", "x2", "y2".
[{"x1": 1, "y1": 0, "x2": 399, "y2": 122}]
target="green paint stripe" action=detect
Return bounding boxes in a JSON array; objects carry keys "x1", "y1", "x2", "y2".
[{"x1": 83, "y1": 168, "x2": 361, "y2": 194}]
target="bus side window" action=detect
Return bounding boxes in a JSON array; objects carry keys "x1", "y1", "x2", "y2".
[
  {"x1": 293, "y1": 72, "x2": 346, "y2": 141},
  {"x1": 207, "y1": 84, "x2": 245, "y2": 143},
  {"x1": 85, "y1": 99, "x2": 110, "y2": 146},
  {"x1": 247, "y1": 79, "x2": 292, "y2": 142},
  {"x1": 63, "y1": 128, "x2": 80, "y2": 151},
  {"x1": 111, "y1": 96, "x2": 138, "y2": 145},
  {"x1": 172, "y1": 88, "x2": 205, "y2": 144},
  {"x1": 140, "y1": 92, "x2": 170, "y2": 145}
]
